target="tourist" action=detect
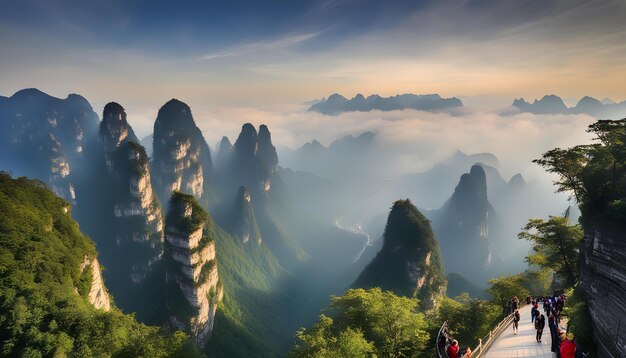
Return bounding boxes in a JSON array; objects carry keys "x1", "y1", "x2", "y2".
[
  {"x1": 549, "y1": 312, "x2": 558, "y2": 352},
  {"x1": 560, "y1": 333, "x2": 577, "y2": 358},
  {"x1": 447, "y1": 339, "x2": 460, "y2": 358},
  {"x1": 513, "y1": 309, "x2": 521, "y2": 335},
  {"x1": 531, "y1": 304, "x2": 537, "y2": 323},
  {"x1": 535, "y1": 313, "x2": 545, "y2": 343},
  {"x1": 512, "y1": 296, "x2": 519, "y2": 310}
]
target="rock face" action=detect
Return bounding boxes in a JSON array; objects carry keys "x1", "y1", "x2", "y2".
[
  {"x1": 228, "y1": 186, "x2": 262, "y2": 244},
  {"x1": 230, "y1": 123, "x2": 279, "y2": 193},
  {"x1": 79, "y1": 256, "x2": 111, "y2": 311},
  {"x1": 97, "y1": 103, "x2": 164, "y2": 284},
  {"x1": 152, "y1": 99, "x2": 213, "y2": 204},
  {"x1": 165, "y1": 192, "x2": 222, "y2": 346},
  {"x1": 579, "y1": 226, "x2": 626, "y2": 357},
  {"x1": 100, "y1": 102, "x2": 139, "y2": 165},
  {"x1": 431, "y1": 165, "x2": 504, "y2": 286},
  {"x1": 0, "y1": 89, "x2": 99, "y2": 202},
  {"x1": 309, "y1": 93, "x2": 463, "y2": 115},
  {"x1": 353, "y1": 199, "x2": 446, "y2": 309}
]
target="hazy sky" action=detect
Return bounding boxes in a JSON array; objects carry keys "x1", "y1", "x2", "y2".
[{"x1": 0, "y1": 0, "x2": 623, "y2": 153}]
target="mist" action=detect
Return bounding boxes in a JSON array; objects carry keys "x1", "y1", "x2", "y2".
[{"x1": 175, "y1": 104, "x2": 595, "y2": 178}]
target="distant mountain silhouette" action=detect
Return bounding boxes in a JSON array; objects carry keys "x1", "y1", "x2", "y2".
[
  {"x1": 512, "y1": 94, "x2": 626, "y2": 118},
  {"x1": 429, "y1": 165, "x2": 505, "y2": 286},
  {"x1": 446, "y1": 273, "x2": 487, "y2": 299},
  {"x1": 309, "y1": 93, "x2": 463, "y2": 114},
  {"x1": 140, "y1": 134, "x2": 153, "y2": 157}
]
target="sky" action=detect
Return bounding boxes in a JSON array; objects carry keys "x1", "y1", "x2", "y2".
[{"x1": 0, "y1": 0, "x2": 623, "y2": 161}]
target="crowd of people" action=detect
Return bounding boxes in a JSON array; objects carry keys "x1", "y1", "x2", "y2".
[
  {"x1": 438, "y1": 293, "x2": 584, "y2": 358},
  {"x1": 522, "y1": 294, "x2": 583, "y2": 358}
]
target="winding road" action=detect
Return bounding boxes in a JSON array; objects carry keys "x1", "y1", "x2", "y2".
[{"x1": 333, "y1": 218, "x2": 374, "y2": 262}]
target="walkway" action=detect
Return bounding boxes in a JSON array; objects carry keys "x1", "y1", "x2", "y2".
[{"x1": 484, "y1": 304, "x2": 559, "y2": 358}]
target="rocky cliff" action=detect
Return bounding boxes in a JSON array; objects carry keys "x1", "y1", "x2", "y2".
[
  {"x1": 99, "y1": 102, "x2": 139, "y2": 168},
  {"x1": 96, "y1": 103, "x2": 164, "y2": 285},
  {"x1": 431, "y1": 164, "x2": 505, "y2": 286},
  {"x1": 579, "y1": 225, "x2": 626, "y2": 357},
  {"x1": 354, "y1": 199, "x2": 446, "y2": 309},
  {"x1": 152, "y1": 99, "x2": 213, "y2": 204},
  {"x1": 60, "y1": 102, "x2": 168, "y2": 322},
  {"x1": 0, "y1": 89, "x2": 99, "y2": 202},
  {"x1": 230, "y1": 123, "x2": 279, "y2": 193},
  {"x1": 79, "y1": 256, "x2": 111, "y2": 311},
  {"x1": 165, "y1": 192, "x2": 222, "y2": 346},
  {"x1": 228, "y1": 186, "x2": 262, "y2": 244}
]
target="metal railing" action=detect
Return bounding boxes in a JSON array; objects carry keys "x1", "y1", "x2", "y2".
[
  {"x1": 435, "y1": 321, "x2": 450, "y2": 358},
  {"x1": 472, "y1": 311, "x2": 516, "y2": 358},
  {"x1": 435, "y1": 308, "x2": 520, "y2": 358}
]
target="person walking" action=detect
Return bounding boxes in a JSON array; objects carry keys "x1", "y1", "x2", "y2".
[
  {"x1": 463, "y1": 346, "x2": 472, "y2": 358},
  {"x1": 447, "y1": 340, "x2": 460, "y2": 358},
  {"x1": 535, "y1": 314, "x2": 545, "y2": 343},
  {"x1": 513, "y1": 309, "x2": 521, "y2": 335},
  {"x1": 531, "y1": 304, "x2": 537, "y2": 323},
  {"x1": 548, "y1": 312, "x2": 558, "y2": 352},
  {"x1": 560, "y1": 333, "x2": 577, "y2": 358}
]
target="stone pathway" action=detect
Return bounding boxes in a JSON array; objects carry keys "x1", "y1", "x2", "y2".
[{"x1": 484, "y1": 304, "x2": 560, "y2": 358}]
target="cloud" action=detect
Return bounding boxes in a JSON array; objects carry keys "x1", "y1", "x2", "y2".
[
  {"x1": 177, "y1": 105, "x2": 596, "y2": 180},
  {"x1": 197, "y1": 32, "x2": 322, "y2": 62}
]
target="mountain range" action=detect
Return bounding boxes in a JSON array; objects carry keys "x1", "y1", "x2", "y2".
[
  {"x1": 512, "y1": 94, "x2": 626, "y2": 118},
  {"x1": 0, "y1": 88, "x2": 391, "y2": 356},
  {"x1": 0, "y1": 87, "x2": 573, "y2": 356},
  {"x1": 308, "y1": 93, "x2": 463, "y2": 115}
]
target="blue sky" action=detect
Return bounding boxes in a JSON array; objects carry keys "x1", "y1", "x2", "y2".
[{"x1": 1, "y1": 0, "x2": 625, "y2": 127}]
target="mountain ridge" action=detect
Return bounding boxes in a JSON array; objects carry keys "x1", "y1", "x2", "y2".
[
  {"x1": 512, "y1": 94, "x2": 626, "y2": 118},
  {"x1": 309, "y1": 93, "x2": 463, "y2": 114}
]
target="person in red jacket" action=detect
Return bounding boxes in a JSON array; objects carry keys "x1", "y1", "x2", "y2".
[
  {"x1": 447, "y1": 340, "x2": 460, "y2": 358},
  {"x1": 560, "y1": 333, "x2": 577, "y2": 358}
]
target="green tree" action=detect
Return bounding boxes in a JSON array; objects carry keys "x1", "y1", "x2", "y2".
[
  {"x1": 291, "y1": 315, "x2": 376, "y2": 358},
  {"x1": 534, "y1": 118, "x2": 626, "y2": 226},
  {"x1": 436, "y1": 294, "x2": 500, "y2": 346},
  {"x1": 518, "y1": 216, "x2": 583, "y2": 288},
  {"x1": 487, "y1": 275, "x2": 529, "y2": 311},
  {"x1": 291, "y1": 288, "x2": 428, "y2": 357},
  {"x1": 329, "y1": 288, "x2": 428, "y2": 357}
]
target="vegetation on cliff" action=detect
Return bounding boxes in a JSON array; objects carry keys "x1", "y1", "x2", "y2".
[
  {"x1": 353, "y1": 199, "x2": 446, "y2": 309},
  {"x1": 0, "y1": 173, "x2": 199, "y2": 357},
  {"x1": 534, "y1": 118, "x2": 626, "y2": 228}
]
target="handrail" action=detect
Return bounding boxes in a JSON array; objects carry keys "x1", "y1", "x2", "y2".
[
  {"x1": 472, "y1": 310, "x2": 516, "y2": 358},
  {"x1": 435, "y1": 305, "x2": 523, "y2": 358},
  {"x1": 435, "y1": 320, "x2": 450, "y2": 358}
]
